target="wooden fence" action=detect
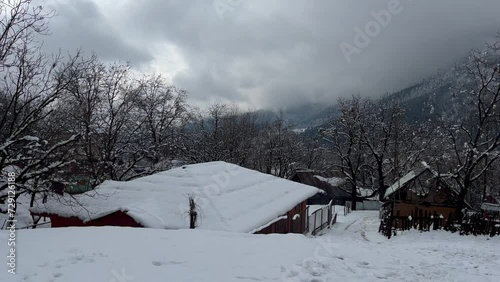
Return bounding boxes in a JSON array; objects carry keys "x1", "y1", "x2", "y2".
[
  {"x1": 380, "y1": 210, "x2": 500, "y2": 238},
  {"x1": 1, "y1": 219, "x2": 51, "y2": 230}
]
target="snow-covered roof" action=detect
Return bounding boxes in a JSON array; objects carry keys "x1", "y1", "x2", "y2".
[
  {"x1": 481, "y1": 203, "x2": 500, "y2": 212},
  {"x1": 384, "y1": 170, "x2": 419, "y2": 199},
  {"x1": 30, "y1": 161, "x2": 319, "y2": 233},
  {"x1": 384, "y1": 162, "x2": 432, "y2": 199},
  {"x1": 384, "y1": 161, "x2": 461, "y2": 201},
  {"x1": 357, "y1": 188, "x2": 378, "y2": 200},
  {"x1": 314, "y1": 175, "x2": 345, "y2": 187}
]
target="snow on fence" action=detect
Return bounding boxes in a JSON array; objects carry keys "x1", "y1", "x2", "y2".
[
  {"x1": 308, "y1": 201, "x2": 335, "y2": 235},
  {"x1": 379, "y1": 211, "x2": 500, "y2": 238}
]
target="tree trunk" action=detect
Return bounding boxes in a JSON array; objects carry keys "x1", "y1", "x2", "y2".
[
  {"x1": 457, "y1": 188, "x2": 468, "y2": 218},
  {"x1": 456, "y1": 173, "x2": 472, "y2": 218},
  {"x1": 351, "y1": 184, "x2": 357, "y2": 211},
  {"x1": 377, "y1": 163, "x2": 386, "y2": 201}
]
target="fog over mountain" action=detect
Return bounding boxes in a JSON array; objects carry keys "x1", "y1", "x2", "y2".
[{"x1": 38, "y1": 0, "x2": 500, "y2": 109}]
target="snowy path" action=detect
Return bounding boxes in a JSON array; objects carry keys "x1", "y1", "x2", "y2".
[{"x1": 282, "y1": 210, "x2": 500, "y2": 282}]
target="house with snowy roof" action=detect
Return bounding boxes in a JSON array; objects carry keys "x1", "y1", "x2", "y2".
[
  {"x1": 289, "y1": 170, "x2": 351, "y2": 205},
  {"x1": 290, "y1": 170, "x2": 381, "y2": 210},
  {"x1": 481, "y1": 194, "x2": 500, "y2": 218},
  {"x1": 30, "y1": 162, "x2": 319, "y2": 234},
  {"x1": 381, "y1": 162, "x2": 470, "y2": 228}
]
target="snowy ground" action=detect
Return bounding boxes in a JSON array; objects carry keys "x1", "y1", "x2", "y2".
[
  {"x1": 1, "y1": 210, "x2": 499, "y2": 281},
  {"x1": 0, "y1": 227, "x2": 317, "y2": 282},
  {"x1": 283, "y1": 210, "x2": 500, "y2": 282}
]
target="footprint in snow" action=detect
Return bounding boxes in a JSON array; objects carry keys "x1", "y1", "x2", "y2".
[{"x1": 153, "y1": 260, "x2": 184, "y2": 266}]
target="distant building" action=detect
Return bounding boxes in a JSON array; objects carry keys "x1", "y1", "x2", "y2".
[
  {"x1": 481, "y1": 195, "x2": 500, "y2": 218},
  {"x1": 381, "y1": 162, "x2": 470, "y2": 228},
  {"x1": 289, "y1": 170, "x2": 351, "y2": 205},
  {"x1": 289, "y1": 170, "x2": 381, "y2": 210}
]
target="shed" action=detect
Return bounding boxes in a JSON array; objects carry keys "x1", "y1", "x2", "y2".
[{"x1": 30, "y1": 162, "x2": 319, "y2": 234}]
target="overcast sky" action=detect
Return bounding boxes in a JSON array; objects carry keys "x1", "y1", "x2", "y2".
[{"x1": 38, "y1": 0, "x2": 500, "y2": 110}]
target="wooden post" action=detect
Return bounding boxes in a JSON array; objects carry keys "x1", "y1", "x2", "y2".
[
  {"x1": 189, "y1": 211, "x2": 197, "y2": 229},
  {"x1": 305, "y1": 206, "x2": 309, "y2": 234},
  {"x1": 419, "y1": 209, "x2": 423, "y2": 231}
]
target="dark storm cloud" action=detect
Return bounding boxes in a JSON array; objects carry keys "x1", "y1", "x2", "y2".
[
  {"x1": 37, "y1": 0, "x2": 500, "y2": 108},
  {"x1": 38, "y1": 0, "x2": 153, "y2": 67}
]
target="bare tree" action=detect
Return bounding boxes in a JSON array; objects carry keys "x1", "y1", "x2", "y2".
[
  {"x1": 359, "y1": 98, "x2": 432, "y2": 200},
  {"x1": 182, "y1": 103, "x2": 228, "y2": 163},
  {"x1": 259, "y1": 115, "x2": 301, "y2": 178},
  {"x1": 0, "y1": 0, "x2": 80, "y2": 210},
  {"x1": 296, "y1": 134, "x2": 328, "y2": 171},
  {"x1": 321, "y1": 96, "x2": 372, "y2": 210},
  {"x1": 182, "y1": 103, "x2": 261, "y2": 166},
  {"x1": 358, "y1": 99, "x2": 401, "y2": 200},
  {"x1": 55, "y1": 55, "x2": 153, "y2": 183},
  {"x1": 134, "y1": 75, "x2": 189, "y2": 167},
  {"x1": 442, "y1": 41, "x2": 500, "y2": 211}
]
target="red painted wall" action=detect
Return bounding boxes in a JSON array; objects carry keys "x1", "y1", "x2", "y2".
[
  {"x1": 36, "y1": 200, "x2": 309, "y2": 234},
  {"x1": 255, "y1": 200, "x2": 308, "y2": 235},
  {"x1": 43, "y1": 211, "x2": 143, "y2": 228}
]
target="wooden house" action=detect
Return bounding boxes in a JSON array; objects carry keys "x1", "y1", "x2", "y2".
[
  {"x1": 30, "y1": 162, "x2": 318, "y2": 235},
  {"x1": 290, "y1": 170, "x2": 380, "y2": 210},
  {"x1": 290, "y1": 170, "x2": 352, "y2": 205},
  {"x1": 381, "y1": 162, "x2": 469, "y2": 229},
  {"x1": 481, "y1": 194, "x2": 500, "y2": 219}
]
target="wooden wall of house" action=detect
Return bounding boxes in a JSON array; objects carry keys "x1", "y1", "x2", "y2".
[
  {"x1": 255, "y1": 200, "x2": 309, "y2": 234},
  {"x1": 287, "y1": 200, "x2": 308, "y2": 234},
  {"x1": 46, "y1": 211, "x2": 143, "y2": 228},
  {"x1": 254, "y1": 217, "x2": 288, "y2": 234}
]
